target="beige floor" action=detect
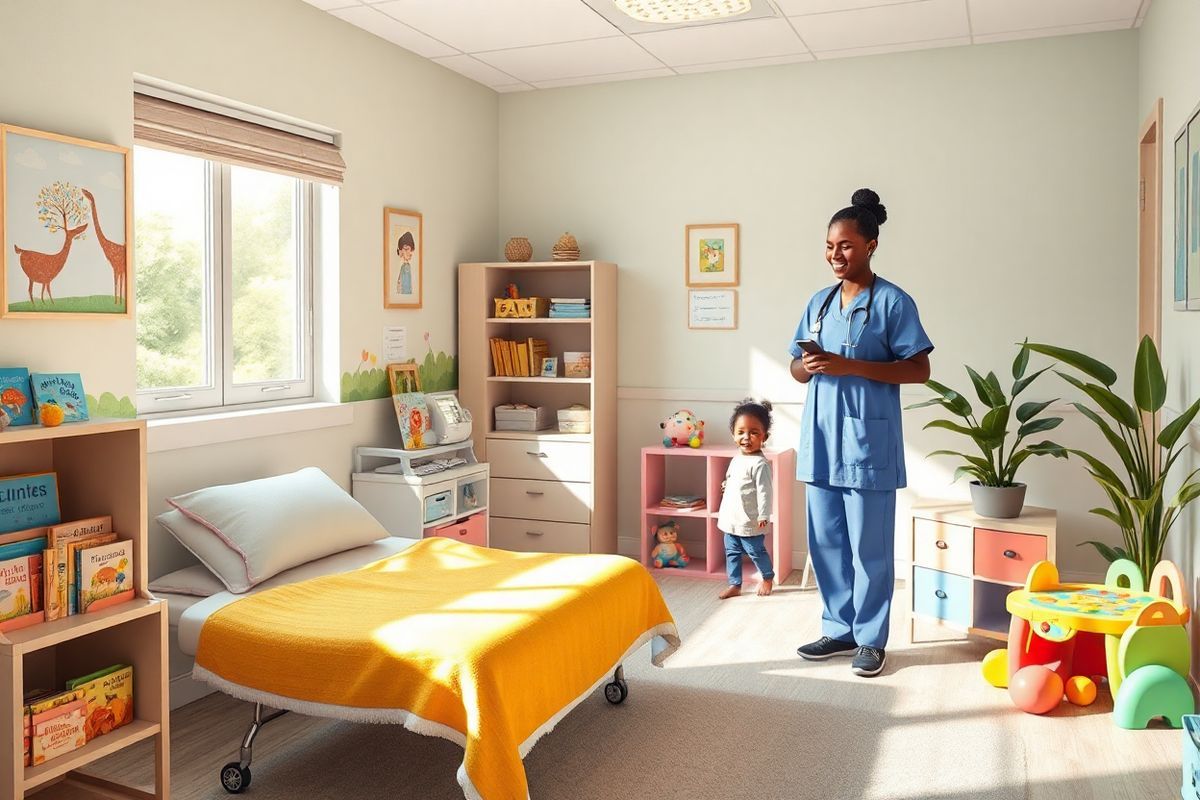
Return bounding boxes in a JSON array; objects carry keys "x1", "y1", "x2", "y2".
[{"x1": 36, "y1": 575, "x2": 1187, "y2": 800}]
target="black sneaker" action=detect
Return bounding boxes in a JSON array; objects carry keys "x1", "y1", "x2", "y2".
[
  {"x1": 796, "y1": 636, "x2": 857, "y2": 661},
  {"x1": 851, "y1": 646, "x2": 886, "y2": 677}
]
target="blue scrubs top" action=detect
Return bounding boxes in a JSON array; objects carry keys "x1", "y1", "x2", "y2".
[{"x1": 788, "y1": 276, "x2": 933, "y2": 491}]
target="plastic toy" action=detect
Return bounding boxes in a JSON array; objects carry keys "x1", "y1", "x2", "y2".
[
  {"x1": 39, "y1": 401, "x2": 64, "y2": 427},
  {"x1": 649, "y1": 520, "x2": 689, "y2": 568},
  {"x1": 1065, "y1": 675, "x2": 1097, "y2": 706},
  {"x1": 981, "y1": 648, "x2": 1008, "y2": 688},
  {"x1": 981, "y1": 558, "x2": 1193, "y2": 725},
  {"x1": 1008, "y1": 665, "x2": 1062, "y2": 715},
  {"x1": 661, "y1": 409, "x2": 704, "y2": 448}
]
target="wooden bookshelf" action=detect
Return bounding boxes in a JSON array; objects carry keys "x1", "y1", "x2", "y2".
[
  {"x1": 0, "y1": 419, "x2": 169, "y2": 799},
  {"x1": 459, "y1": 261, "x2": 617, "y2": 555}
]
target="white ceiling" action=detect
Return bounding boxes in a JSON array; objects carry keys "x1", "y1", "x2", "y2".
[{"x1": 305, "y1": 0, "x2": 1151, "y2": 92}]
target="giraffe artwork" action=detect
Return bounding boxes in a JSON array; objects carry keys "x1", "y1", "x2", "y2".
[{"x1": 1, "y1": 125, "x2": 130, "y2": 317}]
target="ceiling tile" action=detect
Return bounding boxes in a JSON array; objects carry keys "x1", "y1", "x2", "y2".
[
  {"x1": 369, "y1": 0, "x2": 618, "y2": 53},
  {"x1": 778, "y1": 0, "x2": 924, "y2": 16},
  {"x1": 474, "y1": 37, "x2": 665, "y2": 83},
  {"x1": 633, "y1": 17, "x2": 807, "y2": 67},
  {"x1": 674, "y1": 52, "x2": 814, "y2": 74},
  {"x1": 813, "y1": 35, "x2": 969, "y2": 59},
  {"x1": 302, "y1": 0, "x2": 361, "y2": 10},
  {"x1": 531, "y1": 68, "x2": 676, "y2": 90},
  {"x1": 433, "y1": 54, "x2": 522, "y2": 87},
  {"x1": 972, "y1": 19, "x2": 1133, "y2": 45},
  {"x1": 328, "y1": 5, "x2": 458, "y2": 57},
  {"x1": 793, "y1": 0, "x2": 969, "y2": 51},
  {"x1": 967, "y1": 0, "x2": 1141, "y2": 35}
]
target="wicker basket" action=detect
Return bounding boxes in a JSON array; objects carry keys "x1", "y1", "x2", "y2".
[
  {"x1": 551, "y1": 232, "x2": 580, "y2": 262},
  {"x1": 504, "y1": 237, "x2": 533, "y2": 262}
]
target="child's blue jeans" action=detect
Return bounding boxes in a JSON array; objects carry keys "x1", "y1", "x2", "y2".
[{"x1": 723, "y1": 532, "x2": 775, "y2": 586}]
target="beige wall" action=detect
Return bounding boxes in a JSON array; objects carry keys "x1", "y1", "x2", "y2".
[
  {"x1": 0, "y1": 0, "x2": 499, "y2": 575},
  {"x1": 498, "y1": 31, "x2": 1140, "y2": 577},
  {"x1": 1137, "y1": 0, "x2": 1200, "y2": 658}
]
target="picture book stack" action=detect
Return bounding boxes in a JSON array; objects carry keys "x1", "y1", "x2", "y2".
[
  {"x1": 0, "y1": 471, "x2": 61, "y2": 632},
  {"x1": 490, "y1": 337, "x2": 550, "y2": 377},
  {"x1": 0, "y1": 369, "x2": 88, "y2": 429},
  {"x1": 44, "y1": 515, "x2": 134, "y2": 619},
  {"x1": 23, "y1": 664, "x2": 133, "y2": 766},
  {"x1": 659, "y1": 494, "x2": 706, "y2": 511},
  {"x1": 549, "y1": 297, "x2": 590, "y2": 319}
]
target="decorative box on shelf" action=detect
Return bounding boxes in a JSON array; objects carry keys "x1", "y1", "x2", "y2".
[
  {"x1": 495, "y1": 404, "x2": 553, "y2": 431},
  {"x1": 493, "y1": 297, "x2": 549, "y2": 318},
  {"x1": 557, "y1": 404, "x2": 591, "y2": 434}
]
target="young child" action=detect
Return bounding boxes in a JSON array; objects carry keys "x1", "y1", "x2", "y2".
[{"x1": 717, "y1": 398, "x2": 775, "y2": 599}]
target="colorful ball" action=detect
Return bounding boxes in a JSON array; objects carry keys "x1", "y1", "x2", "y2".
[
  {"x1": 39, "y1": 402, "x2": 64, "y2": 427},
  {"x1": 1065, "y1": 675, "x2": 1097, "y2": 706},
  {"x1": 981, "y1": 648, "x2": 1008, "y2": 688},
  {"x1": 1008, "y1": 665, "x2": 1063, "y2": 715}
]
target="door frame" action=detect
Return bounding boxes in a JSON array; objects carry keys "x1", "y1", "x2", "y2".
[{"x1": 1139, "y1": 98, "x2": 1163, "y2": 348}]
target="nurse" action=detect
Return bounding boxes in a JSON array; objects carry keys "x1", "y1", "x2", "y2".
[{"x1": 789, "y1": 189, "x2": 933, "y2": 678}]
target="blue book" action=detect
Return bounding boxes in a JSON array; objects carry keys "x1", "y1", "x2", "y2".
[
  {"x1": 29, "y1": 373, "x2": 88, "y2": 423},
  {"x1": 0, "y1": 536, "x2": 46, "y2": 560},
  {"x1": 0, "y1": 472, "x2": 60, "y2": 533},
  {"x1": 0, "y1": 368, "x2": 33, "y2": 426}
]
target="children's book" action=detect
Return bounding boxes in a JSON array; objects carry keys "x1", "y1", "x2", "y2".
[
  {"x1": 79, "y1": 540, "x2": 133, "y2": 613},
  {"x1": 0, "y1": 368, "x2": 34, "y2": 426},
  {"x1": 30, "y1": 372, "x2": 88, "y2": 422},
  {"x1": 0, "y1": 554, "x2": 35, "y2": 621},
  {"x1": 0, "y1": 472, "x2": 60, "y2": 534},
  {"x1": 23, "y1": 688, "x2": 84, "y2": 767},
  {"x1": 32, "y1": 699, "x2": 87, "y2": 765},
  {"x1": 67, "y1": 532, "x2": 116, "y2": 615},
  {"x1": 48, "y1": 516, "x2": 111, "y2": 619},
  {"x1": 67, "y1": 664, "x2": 133, "y2": 741},
  {"x1": 392, "y1": 393, "x2": 431, "y2": 450}
]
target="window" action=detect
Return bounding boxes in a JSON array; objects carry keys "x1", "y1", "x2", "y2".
[{"x1": 134, "y1": 146, "x2": 314, "y2": 414}]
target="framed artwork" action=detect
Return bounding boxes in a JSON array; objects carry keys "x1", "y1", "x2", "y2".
[
  {"x1": 384, "y1": 207, "x2": 422, "y2": 309},
  {"x1": 1175, "y1": 125, "x2": 1188, "y2": 309},
  {"x1": 1188, "y1": 111, "x2": 1200, "y2": 310},
  {"x1": 540, "y1": 357, "x2": 558, "y2": 378},
  {"x1": 1, "y1": 125, "x2": 132, "y2": 318},
  {"x1": 685, "y1": 223, "x2": 738, "y2": 287},
  {"x1": 688, "y1": 289, "x2": 737, "y2": 330},
  {"x1": 387, "y1": 362, "x2": 422, "y2": 395}
]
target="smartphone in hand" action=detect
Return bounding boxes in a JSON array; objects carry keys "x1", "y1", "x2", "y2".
[{"x1": 795, "y1": 339, "x2": 825, "y2": 355}]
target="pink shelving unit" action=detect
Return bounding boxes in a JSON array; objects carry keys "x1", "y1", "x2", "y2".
[{"x1": 640, "y1": 445, "x2": 795, "y2": 582}]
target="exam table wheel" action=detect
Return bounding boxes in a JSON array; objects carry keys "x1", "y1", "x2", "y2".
[
  {"x1": 221, "y1": 762, "x2": 252, "y2": 794},
  {"x1": 604, "y1": 679, "x2": 628, "y2": 705}
]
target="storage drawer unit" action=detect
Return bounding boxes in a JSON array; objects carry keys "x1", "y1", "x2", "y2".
[
  {"x1": 908, "y1": 503, "x2": 1056, "y2": 644},
  {"x1": 489, "y1": 517, "x2": 591, "y2": 554},
  {"x1": 488, "y1": 439, "x2": 594, "y2": 483},
  {"x1": 491, "y1": 478, "x2": 592, "y2": 524},
  {"x1": 428, "y1": 513, "x2": 488, "y2": 547}
]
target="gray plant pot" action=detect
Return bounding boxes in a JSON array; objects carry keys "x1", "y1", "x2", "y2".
[{"x1": 969, "y1": 482, "x2": 1027, "y2": 519}]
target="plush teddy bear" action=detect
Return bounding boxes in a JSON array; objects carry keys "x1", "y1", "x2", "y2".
[
  {"x1": 661, "y1": 409, "x2": 704, "y2": 448},
  {"x1": 649, "y1": 520, "x2": 689, "y2": 568}
]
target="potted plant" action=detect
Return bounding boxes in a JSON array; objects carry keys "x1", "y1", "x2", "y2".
[
  {"x1": 906, "y1": 343, "x2": 1068, "y2": 518},
  {"x1": 1022, "y1": 336, "x2": 1200, "y2": 579}
]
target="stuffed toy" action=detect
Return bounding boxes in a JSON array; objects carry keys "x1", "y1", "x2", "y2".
[
  {"x1": 661, "y1": 409, "x2": 704, "y2": 448},
  {"x1": 649, "y1": 520, "x2": 689, "y2": 568}
]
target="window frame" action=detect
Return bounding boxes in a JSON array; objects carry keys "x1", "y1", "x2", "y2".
[{"x1": 135, "y1": 150, "x2": 316, "y2": 416}]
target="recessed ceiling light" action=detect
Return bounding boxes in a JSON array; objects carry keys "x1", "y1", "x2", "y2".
[{"x1": 612, "y1": 0, "x2": 752, "y2": 24}]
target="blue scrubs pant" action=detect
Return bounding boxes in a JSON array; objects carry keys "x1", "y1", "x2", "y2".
[{"x1": 806, "y1": 481, "x2": 897, "y2": 649}]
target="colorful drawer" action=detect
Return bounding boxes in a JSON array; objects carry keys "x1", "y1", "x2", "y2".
[
  {"x1": 908, "y1": 503, "x2": 1056, "y2": 644},
  {"x1": 428, "y1": 513, "x2": 488, "y2": 547}
]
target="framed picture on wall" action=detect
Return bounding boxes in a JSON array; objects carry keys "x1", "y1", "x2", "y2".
[
  {"x1": 384, "y1": 207, "x2": 422, "y2": 309},
  {"x1": 0, "y1": 125, "x2": 132, "y2": 318},
  {"x1": 1175, "y1": 125, "x2": 1188, "y2": 309},
  {"x1": 387, "y1": 362, "x2": 422, "y2": 395},
  {"x1": 685, "y1": 223, "x2": 738, "y2": 287},
  {"x1": 1188, "y1": 111, "x2": 1200, "y2": 310}
]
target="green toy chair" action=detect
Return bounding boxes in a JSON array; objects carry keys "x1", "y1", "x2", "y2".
[{"x1": 1112, "y1": 601, "x2": 1194, "y2": 729}]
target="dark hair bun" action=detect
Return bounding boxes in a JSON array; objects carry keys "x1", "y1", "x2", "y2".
[{"x1": 851, "y1": 188, "x2": 887, "y2": 226}]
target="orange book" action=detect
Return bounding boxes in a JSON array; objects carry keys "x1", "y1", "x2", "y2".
[
  {"x1": 500, "y1": 341, "x2": 514, "y2": 377},
  {"x1": 517, "y1": 342, "x2": 530, "y2": 377}
]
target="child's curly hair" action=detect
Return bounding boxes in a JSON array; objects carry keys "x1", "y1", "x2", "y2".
[{"x1": 729, "y1": 397, "x2": 773, "y2": 434}]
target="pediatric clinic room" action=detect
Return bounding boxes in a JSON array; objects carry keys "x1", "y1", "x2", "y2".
[{"x1": 3, "y1": 0, "x2": 1200, "y2": 798}]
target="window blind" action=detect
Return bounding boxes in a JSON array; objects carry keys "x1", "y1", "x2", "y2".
[{"x1": 133, "y1": 93, "x2": 345, "y2": 185}]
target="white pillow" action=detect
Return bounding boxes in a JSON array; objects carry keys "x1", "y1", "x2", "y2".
[
  {"x1": 148, "y1": 563, "x2": 226, "y2": 598},
  {"x1": 163, "y1": 467, "x2": 389, "y2": 593}
]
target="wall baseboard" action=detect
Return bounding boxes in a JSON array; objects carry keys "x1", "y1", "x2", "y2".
[{"x1": 170, "y1": 671, "x2": 215, "y2": 710}]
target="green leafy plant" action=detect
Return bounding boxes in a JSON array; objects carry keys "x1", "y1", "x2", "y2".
[
  {"x1": 1023, "y1": 336, "x2": 1200, "y2": 579},
  {"x1": 906, "y1": 342, "x2": 1068, "y2": 486}
]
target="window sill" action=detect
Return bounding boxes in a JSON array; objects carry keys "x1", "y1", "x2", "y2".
[{"x1": 146, "y1": 401, "x2": 353, "y2": 453}]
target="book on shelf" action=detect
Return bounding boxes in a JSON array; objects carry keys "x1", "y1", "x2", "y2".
[
  {"x1": 67, "y1": 533, "x2": 117, "y2": 615},
  {"x1": 0, "y1": 367, "x2": 34, "y2": 426},
  {"x1": 67, "y1": 664, "x2": 133, "y2": 741},
  {"x1": 46, "y1": 516, "x2": 112, "y2": 620},
  {"x1": 659, "y1": 495, "x2": 706, "y2": 510},
  {"x1": 78, "y1": 539, "x2": 134, "y2": 614},
  {"x1": 0, "y1": 471, "x2": 60, "y2": 534},
  {"x1": 32, "y1": 699, "x2": 87, "y2": 765},
  {"x1": 30, "y1": 372, "x2": 89, "y2": 423},
  {"x1": 0, "y1": 552, "x2": 38, "y2": 622},
  {"x1": 489, "y1": 337, "x2": 550, "y2": 377},
  {"x1": 24, "y1": 687, "x2": 86, "y2": 767}
]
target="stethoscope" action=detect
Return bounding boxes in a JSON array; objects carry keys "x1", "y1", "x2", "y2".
[{"x1": 810, "y1": 275, "x2": 876, "y2": 351}]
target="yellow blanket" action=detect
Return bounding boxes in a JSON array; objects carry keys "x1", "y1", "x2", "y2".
[{"x1": 194, "y1": 537, "x2": 679, "y2": 800}]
